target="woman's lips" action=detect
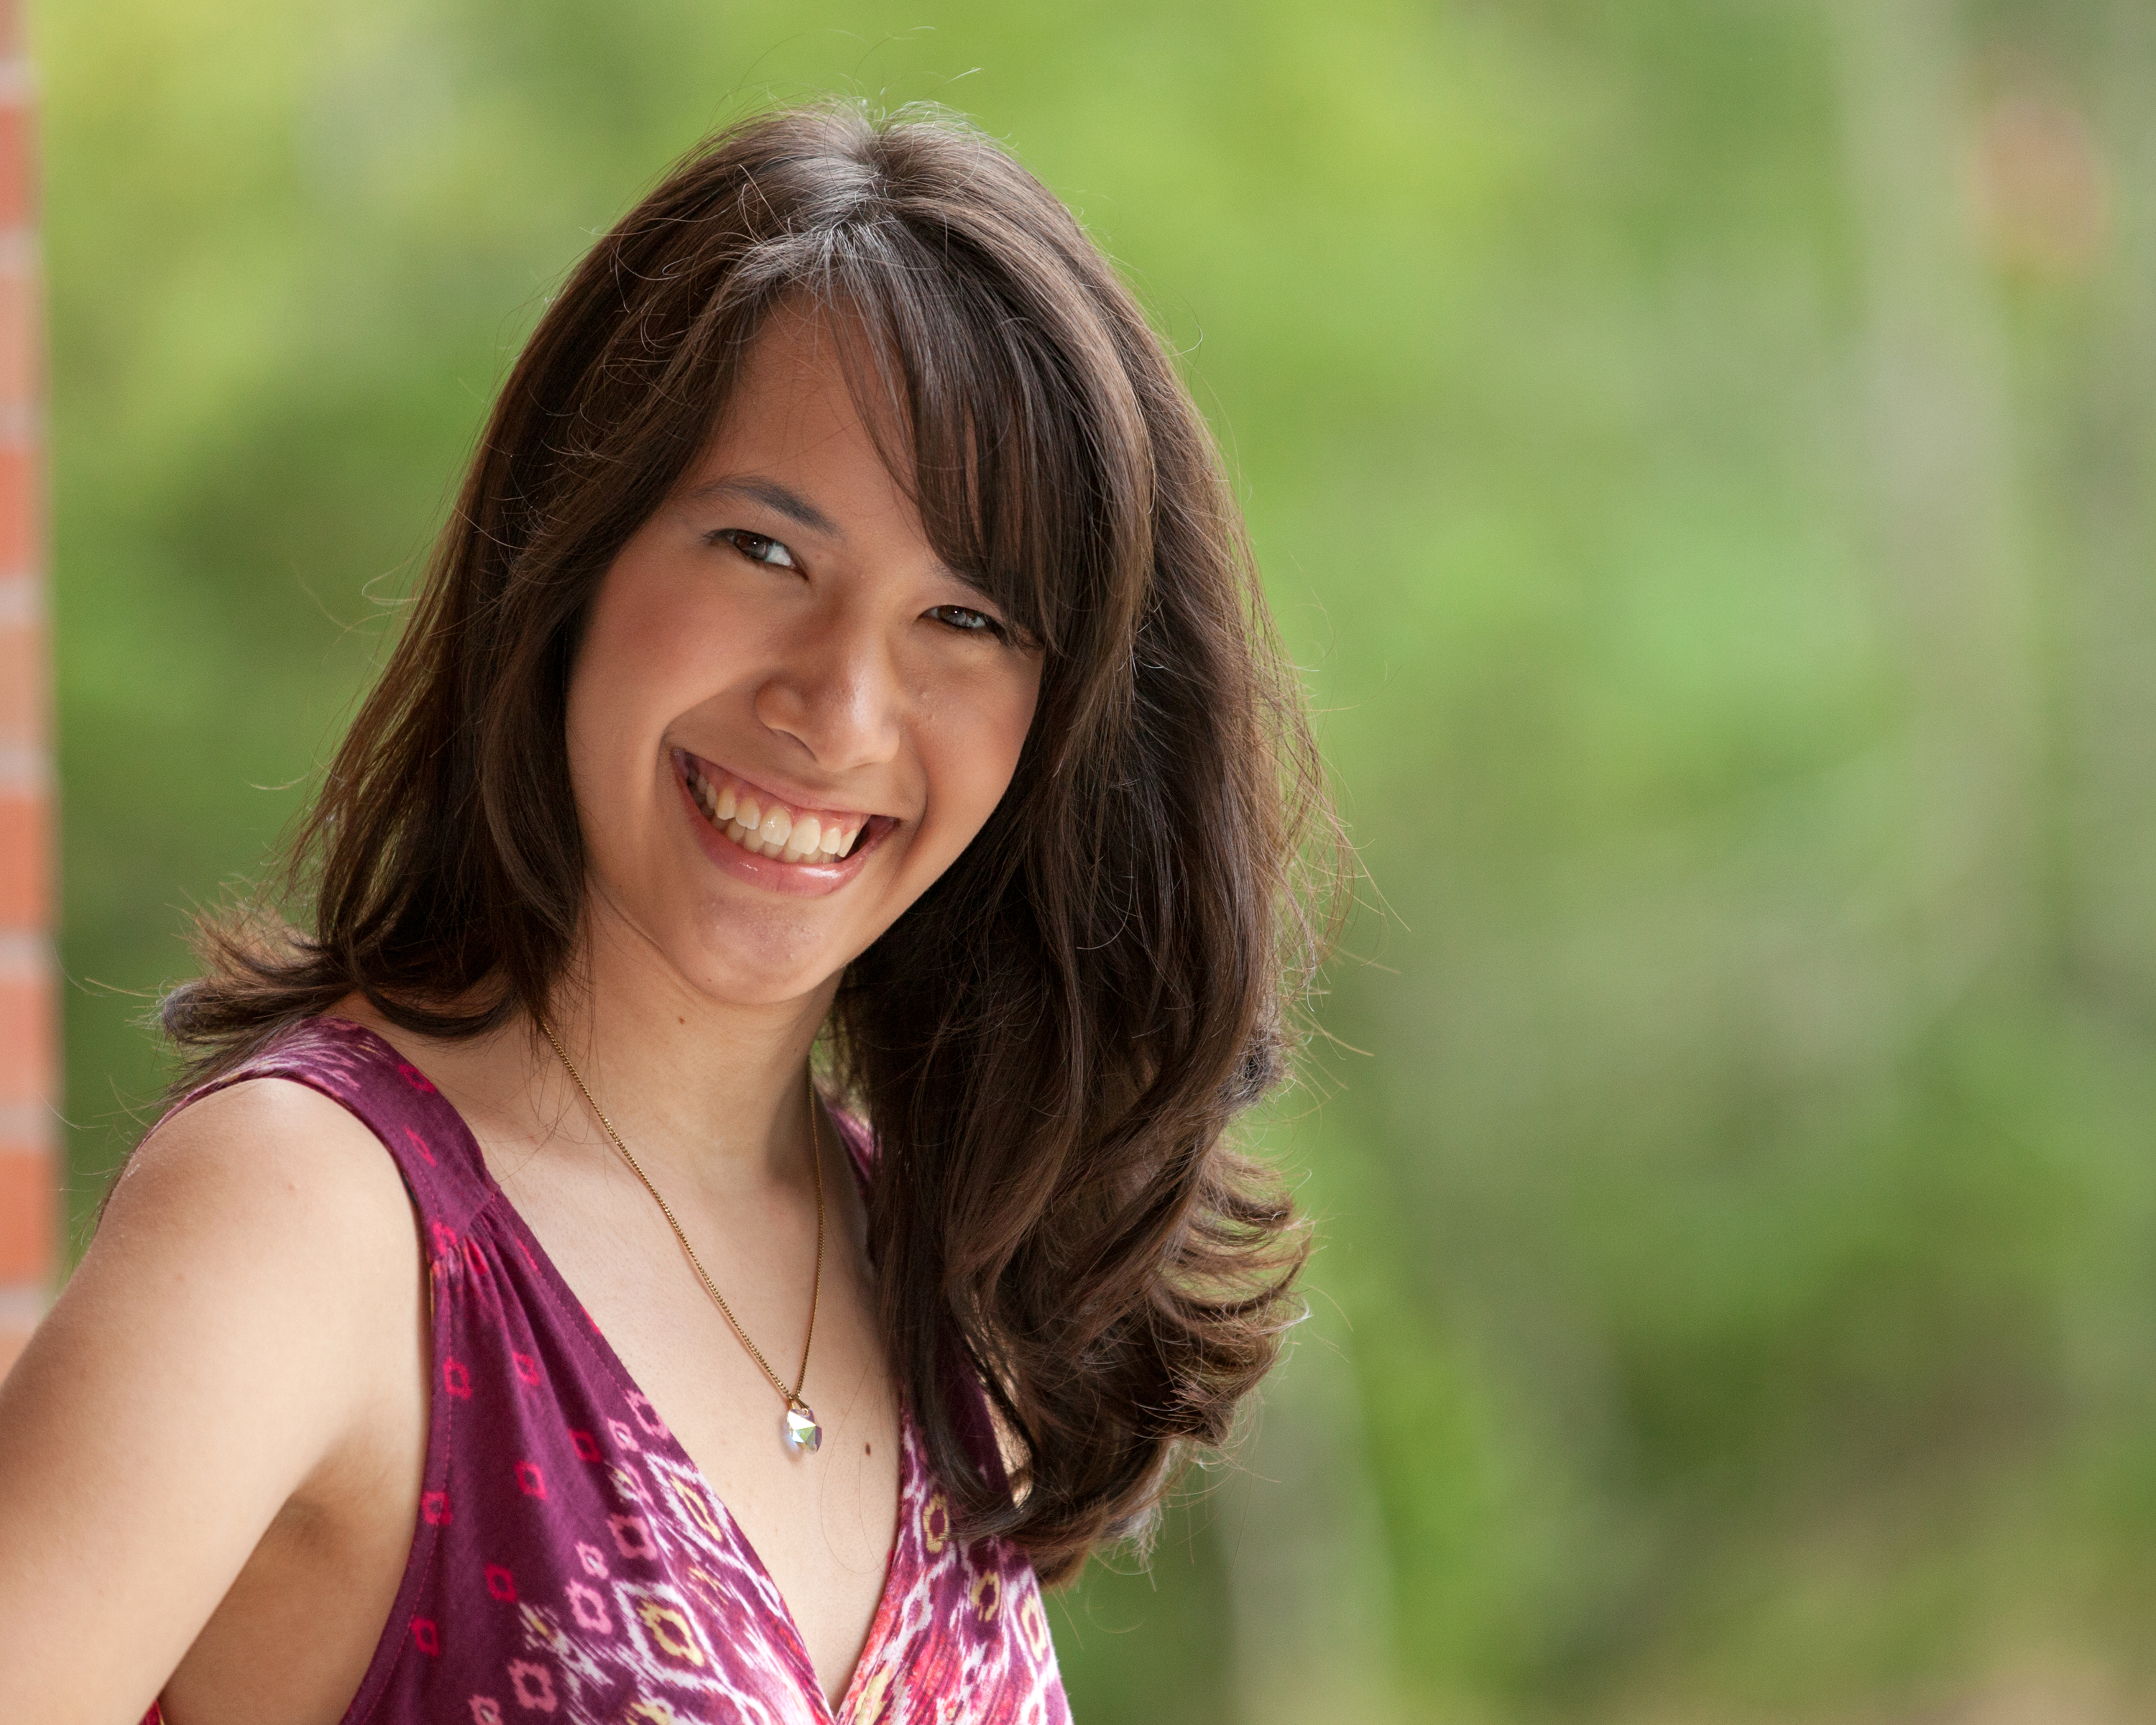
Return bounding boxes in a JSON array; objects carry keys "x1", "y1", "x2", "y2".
[
  {"x1": 671, "y1": 748, "x2": 895, "y2": 893},
  {"x1": 679, "y1": 750, "x2": 870, "y2": 860}
]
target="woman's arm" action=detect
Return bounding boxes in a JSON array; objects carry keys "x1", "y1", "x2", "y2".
[{"x1": 0, "y1": 1079, "x2": 424, "y2": 1721}]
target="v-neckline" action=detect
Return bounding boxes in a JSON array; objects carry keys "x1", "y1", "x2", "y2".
[{"x1": 328, "y1": 1018, "x2": 908, "y2": 1721}]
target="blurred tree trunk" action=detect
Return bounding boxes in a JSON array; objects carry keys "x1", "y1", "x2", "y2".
[{"x1": 1828, "y1": 0, "x2": 2037, "y2": 1000}]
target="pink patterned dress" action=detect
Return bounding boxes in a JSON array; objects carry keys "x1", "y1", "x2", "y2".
[{"x1": 142, "y1": 1016, "x2": 1069, "y2": 1725}]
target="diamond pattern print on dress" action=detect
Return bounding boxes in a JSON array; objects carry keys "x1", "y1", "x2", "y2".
[
  {"x1": 642, "y1": 1448, "x2": 735, "y2": 1559},
  {"x1": 618, "y1": 1580, "x2": 724, "y2": 1685},
  {"x1": 135, "y1": 1016, "x2": 1069, "y2": 1725}
]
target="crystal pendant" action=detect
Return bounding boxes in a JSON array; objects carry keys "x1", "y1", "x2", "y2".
[{"x1": 784, "y1": 1402, "x2": 822, "y2": 1455}]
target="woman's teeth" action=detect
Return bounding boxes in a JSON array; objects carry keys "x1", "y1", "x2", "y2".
[{"x1": 683, "y1": 759, "x2": 864, "y2": 862}]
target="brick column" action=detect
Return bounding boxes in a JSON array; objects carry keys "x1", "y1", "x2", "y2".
[{"x1": 0, "y1": 0, "x2": 47, "y2": 1379}]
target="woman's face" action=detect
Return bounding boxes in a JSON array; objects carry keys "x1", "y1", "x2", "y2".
[{"x1": 564, "y1": 308, "x2": 1043, "y2": 1008}]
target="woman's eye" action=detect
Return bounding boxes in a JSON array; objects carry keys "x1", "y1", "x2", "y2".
[
  {"x1": 719, "y1": 529, "x2": 796, "y2": 569},
  {"x1": 928, "y1": 604, "x2": 1004, "y2": 638}
]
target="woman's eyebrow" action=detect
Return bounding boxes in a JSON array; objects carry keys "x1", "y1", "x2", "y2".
[
  {"x1": 688, "y1": 475, "x2": 842, "y2": 538},
  {"x1": 691, "y1": 472, "x2": 1001, "y2": 606}
]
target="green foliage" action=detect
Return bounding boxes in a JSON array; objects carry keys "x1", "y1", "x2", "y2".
[{"x1": 39, "y1": 0, "x2": 2156, "y2": 1717}]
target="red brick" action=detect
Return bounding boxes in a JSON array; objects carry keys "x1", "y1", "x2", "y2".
[
  {"x1": 0, "y1": 965, "x2": 49, "y2": 1105},
  {"x1": 0, "y1": 1146, "x2": 49, "y2": 1282},
  {"x1": 0, "y1": 0, "x2": 45, "y2": 1356},
  {"x1": 0, "y1": 614, "x2": 39, "y2": 743},
  {"x1": 0, "y1": 787, "x2": 44, "y2": 926},
  {"x1": 0, "y1": 104, "x2": 29, "y2": 234},
  {"x1": 0, "y1": 266, "x2": 36, "y2": 413},
  {"x1": 0, "y1": 443, "x2": 35, "y2": 569}
]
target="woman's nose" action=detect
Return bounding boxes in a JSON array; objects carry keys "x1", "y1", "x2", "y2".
[{"x1": 752, "y1": 609, "x2": 903, "y2": 773}]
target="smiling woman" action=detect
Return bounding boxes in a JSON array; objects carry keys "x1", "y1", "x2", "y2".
[
  {"x1": 0, "y1": 103, "x2": 1333, "y2": 1724},
  {"x1": 573, "y1": 305, "x2": 1044, "y2": 953}
]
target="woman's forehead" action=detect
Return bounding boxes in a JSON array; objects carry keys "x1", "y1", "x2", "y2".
[
  {"x1": 676, "y1": 277, "x2": 1072, "y2": 644},
  {"x1": 701, "y1": 305, "x2": 913, "y2": 477},
  {"x1": 688, "y1": 312, "x2": 923, "y2": 533}
]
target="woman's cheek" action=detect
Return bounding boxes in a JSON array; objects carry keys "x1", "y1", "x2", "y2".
[{"x1": 944, "y1": 682, "x2": 1038, "y2": 853}]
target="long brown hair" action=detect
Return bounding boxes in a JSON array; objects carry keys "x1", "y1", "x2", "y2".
[{"x1": 158, "y1": 102, "x2": 1334, "y2": 1585}]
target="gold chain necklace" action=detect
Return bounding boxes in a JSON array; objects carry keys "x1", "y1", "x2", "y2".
[{"x1": 538, "y1": 1018, "x2": 827, "y2": 1456}]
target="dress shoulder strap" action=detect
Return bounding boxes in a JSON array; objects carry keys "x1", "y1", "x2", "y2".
[
  {"x1": 168, "y1": 1015, "x2": 496, "y2": 1233},
  {"x1": 827, "y1": 1101, "x2": 877, "y2": 1193}
]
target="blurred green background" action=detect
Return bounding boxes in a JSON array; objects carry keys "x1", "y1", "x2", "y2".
[{"x1": 37, "y1": 0, "x2": 2156, "y2": 1718}]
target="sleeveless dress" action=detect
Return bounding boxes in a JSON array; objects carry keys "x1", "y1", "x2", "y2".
[{"x1": 142, "y1": 1016, "x2": 1069, "y2": 1725}]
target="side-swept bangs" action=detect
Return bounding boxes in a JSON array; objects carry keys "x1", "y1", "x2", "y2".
[{"x1": 528, "y1": 114, "x2": 1155, "y2": 739}]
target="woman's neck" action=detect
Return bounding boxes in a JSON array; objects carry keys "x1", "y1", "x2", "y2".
[
  {"x1": 338, "y1": 909, "x2": 839, "y2": 1204},
  {"x1": 543, "y1": 908, "x2": 838, "y2": 1195}
]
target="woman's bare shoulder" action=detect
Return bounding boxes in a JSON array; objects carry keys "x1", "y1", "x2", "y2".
[
  {"x1": 31, "y1": 1072, "x2": 427, "y2": 1499},
  {"x1": 101, "y1": 1074, "x2": 415, "y2": 1265},
  {"x1": 0, "y1": 1077, "x2": 426, "y2": 1714},
  {"x1": 52, "y1": 1072, "x2": 424, "y2": 1419}
]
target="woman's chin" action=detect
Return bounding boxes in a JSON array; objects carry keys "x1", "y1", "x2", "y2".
[{"x1": 658, "y1": 921, "x2": 852, "y2": 1013}]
